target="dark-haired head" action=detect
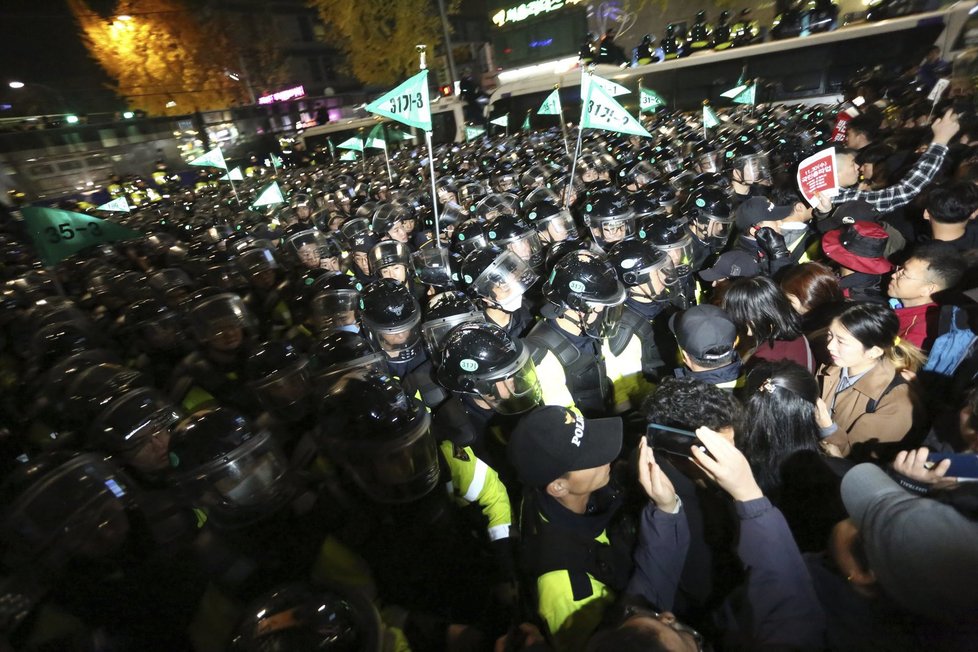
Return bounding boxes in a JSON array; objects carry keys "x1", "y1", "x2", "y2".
[
  {"x1": 925, "y1": 181, "x2": 978, "y2": 225},
  {"x1": 830, "y1": 302, "x2": 926, "y2": 373},
  {"x1": 779, "y1": 262, "x2": 844, "y2": 316},
  {"x1": 721, "y1": 275, "x2": 802, "y2": 345},
  {"x1": 643, "y1": 377, "x2": 744, "y2": 435},
  {"x1": 739, "y1": 360, "x2": 821, "y2": 492}
]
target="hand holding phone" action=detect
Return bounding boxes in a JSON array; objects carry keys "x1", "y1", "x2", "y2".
[{"x1": 646, "y1": 423, "x2": 708, "y2": 460}]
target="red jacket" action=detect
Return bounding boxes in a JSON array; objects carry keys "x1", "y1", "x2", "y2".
[{"x1": 894, "y1": 303, "x2": 939, "y2": 351}]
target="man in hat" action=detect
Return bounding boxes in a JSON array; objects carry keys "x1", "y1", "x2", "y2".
[
  {"x1": 733, "y1": 196, "x2": 795, "y2": 275},
  {"x1": 699, "y1": 250, "x2": 761, "y2": 288},
  {"x1": 822, "y1": 221, "x2": 893, "y2": 303},
  {"x1": 669, "y1": 304, "x2": 744, "y2": 391},
  {"x1": 509, "y1": 405, "x2": 645, "y2": 651}
]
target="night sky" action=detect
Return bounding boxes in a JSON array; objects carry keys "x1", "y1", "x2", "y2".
[{"x1": 0, "y1": 0, "x2": 122, "y2": 115}]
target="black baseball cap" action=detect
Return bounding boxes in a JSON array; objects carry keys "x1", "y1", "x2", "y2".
[
  {"x1": 508, "y1": 406, "x2": 622, "y2": 488},
  {"x1": 735, "y1": 196, "x2": 794, "y2": 231},
  {"x1": 699, "y1": 250, "x2": 762, "y2": 282},
  {"x1": 668, "y1": 304, "x2": 737, "y2": 359}
]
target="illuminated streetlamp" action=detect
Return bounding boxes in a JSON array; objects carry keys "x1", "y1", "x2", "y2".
[{"x1": 8, "y1": 81, "x2": 25, "y2": 89}]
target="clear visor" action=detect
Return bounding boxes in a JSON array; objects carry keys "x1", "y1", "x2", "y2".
[
  {"x1": 502, "y1": 232, "x2": 544, "y2": 271},
  {"x1": 412, "y1": 247, "x2": 454, "y2": 287},
  {"x1": 590, "y1": 215, "x2": 636, "y2": 249},
  {"x1": 695, "y1": 151, "x2": 723, "y2": 173},
  {"x1": 691, "y1": 213, "x2": 736, "y2": 246},
  {"x1": 735, "y1": 154, "x2": 772, "y2": 184},
  {"x1": 422, "y1": 311, "x2": 486, "y2": 357},
  {"x1": 468, "y1": 348, "x2": 543, "y2": 415},
  {"x1": 340, "y1": 218, "x2": 370, "y2": 242},
  {"x1": 535, "y1": 209, "x2": 579, "y2": 243},
  {"x1": 654, "y1": 236, "x2": 695, "y2": 276},
  {"x1": 189, "y1": 433, "x2": 290, "y2": 509},
  {"x1": 314, "y1": 352, "x2": 390, "y2": 393},
  {"x1": 189, "y1": 295, "x2": 255, "y2": 342},
  {"x1": 238, "y1": 248, "x2": 280, "y2": 277},
  {"x1": 369, "y1": 241, "x2": 412, "y2": 275},
  {"x1": 366, "y1": 312, "x2": 423, "y2": 356},
  {"x1": 470, "y1": 251, "x2": 539, "y2": 309},
  {"x1": 628, "y1": 161, "x2": 659, "y2": 188},
  {"x1": 335, "y1": 413, "x2": 440, "y2": 504},
  {"x1": 310, "y1": 290, "x2": 359, "y2": 333},
  {"x1": 249, "y1": 362, "x2": 311, "y2": 412},
  {"x1": 581, "y1": 300, "x2": 625, "y2": 339}
]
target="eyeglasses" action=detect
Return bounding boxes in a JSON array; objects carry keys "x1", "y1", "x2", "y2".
[
  {"x1": 620, "y1": 604, "x2": 707, "y2": 651},
  {"x1": 893, "y1": 266, "x2": 925, "y2": 282}
]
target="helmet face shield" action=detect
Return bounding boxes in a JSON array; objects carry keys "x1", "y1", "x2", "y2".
[
  {"x1": 692, "y1": 213, "x2": 736, "y2": 248},
  {"x1": 654, "y1": 234, "x2": 695, "y2": 276},
  {"x1": 589, "y1": 215, "x2": 636, "y2": 250},
  {"x1": 623, "y1": 256, "x2": 679, "y2": 301},
  {"x1": 188, "y1": 433, "x2": 290, "y2": 510},
  {"x1": 412, "y1": 247, "x2": 455, "y2": 288},
  {"x1": 311, "y1": 289, "x2": 359, "y2": 333},
  {"x1": 336, "y1": 413, "x2": 440, "y2": 503},
  {"x1": 502, "y1": 231, "x2": 544, "y2": 272},
  {"x1": 365, "y1": 312, "x2": 423, "y2": 362},
  {"x1": 581, "y1": 300, "x2": 625, "y2": 339},
  {"x1": 422, "y1": 311, "x2": 485, "y2": 358},
  {"x1": 315, "y1": 352, "x2": 390, "y2": 393},
  {"x1": 734, "y1": 154, "x2": 772, "y2": 185},
  {"x1": 535, "y1": 209, "x2": 578, "y2": 243},
  {"x1": 249, "y1": 361, "x2": 311, "y2": 413},
  {"x1": 468, "y1": 348, "x2": 543, "y2": 415},
  {"x1": 695, "y1": 151, "x2": 723, "y2": 174},
  {"x1": 189, "y1": 294, "x2": 254, "y2": 350},
  {"x1": 286, "y1": 230, "x2": 340, "y2": 271},
  {"x1": 470, "y1": 250, "x2": 539, "y2": 313}
]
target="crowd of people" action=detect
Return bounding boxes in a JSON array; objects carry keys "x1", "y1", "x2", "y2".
[{"x1": 2, "y1": 52, "x2": 978, "y2": 652}]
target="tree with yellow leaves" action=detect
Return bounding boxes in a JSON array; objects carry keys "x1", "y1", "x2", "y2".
[
  {"x1": 68, "y1": 0, "x2": 250, "y2": 114},
  {"x1": 307, "y1": 0, "x2": 456, "y2": 86}
]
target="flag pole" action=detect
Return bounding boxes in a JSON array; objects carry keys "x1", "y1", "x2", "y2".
[
  {"x1": 417, "y1": 44, "x2": 442, "y2": 246},
  {"x1": 565, "y1": 70, "x2": 590, "y2": 208},
  {"x1": 554, "y1": 84, "x2": 570, "y2": 156},
  {"x1": 383, "y1": 143, "x2": 394, "y2": 186},
  {"x1": 221, "y1": 147, "x2": 243, "y2": 207}
]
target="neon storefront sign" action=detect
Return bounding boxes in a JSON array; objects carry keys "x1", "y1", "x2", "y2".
[
  {"x1": 258, "y1": 85, "x2": 306, "y2": 105},
  {"x1": 490, "y1": 0, "x2": 582, "y2": 27}
]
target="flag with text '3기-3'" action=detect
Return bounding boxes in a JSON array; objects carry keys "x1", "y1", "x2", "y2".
[{"x1": 365, "y1": 70, "x2": 432, "y2": 132}]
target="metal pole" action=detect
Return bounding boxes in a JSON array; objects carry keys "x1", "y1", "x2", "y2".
[
  {"x1": 418, "y1": 44, "x2": 442, "y2": 245},
  {"x1": 565, "y1": 124, "x2": 584, "y2": 208},
  {"x1": 383, "y1": 144, "x2": 394, "y2": 185},
  {"x1": 556, "y1": 85, "x2": 570, "y2": 156},
  {"x1": 435, "y1": 0, "x2": 457, "y2": 90}
]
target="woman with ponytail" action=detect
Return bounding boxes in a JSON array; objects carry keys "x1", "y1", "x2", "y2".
[{"x1": 818, "y1": 302, "x2": 926, "y2": 459}]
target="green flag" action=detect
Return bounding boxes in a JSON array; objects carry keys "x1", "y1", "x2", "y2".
[
  {"x1": 96, "y1": 197, "x2": 130, "y2": 212},
  {"x1": 252, "y1": 182, "x2": 285, "y2": 207},
  {"x1": 339, "y1": 150, "x2": 358, "y2": 161},
  {"x1": 720, "y1": 83, "x2": 749, "y2": 99},
  {"x1": 269, "y1": 153, "x2": 282, "y2": 170},
  {"x1": 220, "y1": 167, "x2": 244, "y2": 181},
  {"x1": 639, "y1": 87, "x2": 665, "y2": 113},
  {"x1": 538, "y1": 89, "x2": 562, "y2": 116},
  {"x1": 365, "y1": 70, "x2": 432, "y2": 131},
  {"x1": 366, "y1": 124, "x2": 387, "y2": 149},
  {"x1": 731, "y1": 84, "x2": 756, "y2": 105},
  {"x1": 581, "y1": 78, "x2": 652, "y2": 138},
  {"x1": 582, "y1": 74, "x2": 630, "y2": 100},
  {"x1": 22, "y1": 206, "x2": 144, "y2": 266},
  {"x1": 337, "y1": 136, "x2": 364, "y2": 152},
  {"x1": 465, "y1": 125, "x2": 486, "y2": 141},
  {"x1": 490, "y1": 115, "x2": 508, "y2": 127},
  {"x1": 703, "y1": 104, "x2": 720, "y2": 129},
  {"x1": 189, "y1": 147, "x2": 227, "y2": 169},
  {"x1": 522, "y1": 114, "x2": 531, "y2": 131}
]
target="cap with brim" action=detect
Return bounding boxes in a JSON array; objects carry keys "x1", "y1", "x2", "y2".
[
  {"x1": 735, "y1": 196, "x2": 795, "y2": 231},
  {"x1": 668, "y1": 304, "x2": 737, "y2": 360},
  {"x1": 841, "y1": 463, "x2": 978, "y2": 622},
  {"x1": 822, "y1": 221, "x2": 893, "y2": 275},
  {"x1": 508, "y1": 406, "x2": 622, "y2": 488},
  {"x1": 699, "y1": 250, "x2": 762, "y2": 282}
]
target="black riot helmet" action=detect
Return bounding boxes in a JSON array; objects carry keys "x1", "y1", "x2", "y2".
[
  {"x1": 169, "y1": 407, "x2": 292, "y2": 527},
  {"x1": 309, "y1": 273, "x2": 361, "y2": 335},
  {"x1": 124, "y1": 297, "x2": 185, "y2": 351},
  {"x1": 245, "y1": 341, "x2": 312, "y2": 417},
  {"x1": 725, "y1": 137, "x2": 772, "y2": 186},
  {"x1": 681, "y1": 184, "x2": 735, "y2": 248},
  {"x1": 368, "y1": 240, "x2": 413, "y2": 282},
  {"x1": 578, "y1": 190, "x2": 636, "y2": 251},
  {"x1": 282, "y1": 229, "x2": 343, "y2": 272},
  {"x1": 451, "y1": 219, "x2": 489, "y2": 256},
  {"x1": 437, "y1": 322, "x2": 542, "y2": 415},
  {"x1": 542, "y1": 250, "x2": 626, "y2": 338},
  {"x1": 616, "y1": 160, "x2": 659, "y2": 192},
  {"x1": 358, "y1": 279, "x2": 423, "y2": 363},
  {"x1": 412, "y1": 245, "x2": 461, "y2": 290},
  {"x1": 461, "y1": 246, "x2": 538, "y2": 313},
  {"x1": 63, "y1": 363, "x2": 150, "y2": 430},
  {"x1": 607, "y1": 239, "x2": 678, "y2": 303},
  {"x1": 641, "y1": 214, "x2": 695, "y2": 277},
  {"x1": 187, "y1": 292, "x2": 255, "y2": 352},
  {"x1": 421, "y1": 290, "x2": 485, "y2": 358},
  {"x1": 485, "y1": 214, "x2": 544, "y2": 272},
  {"x1": 228, "y1": 582, "x2": 382, "y2": 652},
  {"x1": 312, "y1": 331, "x2": 389, "y2": 392},
  {"x1": 1, "y1": 453, "x2": 135, "y2": 569},
  {"x1": 316, "y1": 370, "x2": 440, "y2": 504},
  {"x1": 90, "y1": 387, "x2": 182, "y2": 474},
  {"x1": 522, "y1": 201, "x2": 579, "y2": 244}
]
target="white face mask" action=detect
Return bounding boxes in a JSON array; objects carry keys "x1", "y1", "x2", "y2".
[{"x1": 496, "y1": 293, "x2": 524, "y2": 313}]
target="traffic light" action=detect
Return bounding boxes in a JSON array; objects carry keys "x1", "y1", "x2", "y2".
[{"x1": 439, "y1": 85, "x2": 453, "y2": 97}]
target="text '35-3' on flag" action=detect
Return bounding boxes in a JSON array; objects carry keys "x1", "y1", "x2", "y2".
[
  {"x1": 581, "y1": 78, "x2": 652, "y2": 138},
  {"x1": 189, "y1": 147, "x2": 227, "y2": 170},
  {"x1": 252, "y1": 182, "x2": 285, "y2": 208},
  {"x1": 365, "y1": 70, "x2": 432, "y2": 131},
  {"x1": 21, "y1": 206, "x2": 144, "y2": 266},
  {"x1": 538, "y1": 89, "x2": 562, "y2": 115}
]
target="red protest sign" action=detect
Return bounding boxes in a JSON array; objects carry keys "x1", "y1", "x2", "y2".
[
  {"x1": 797, "y1": 147, "x2": 839, "y2": 208},
  {"x1": 830, "y1": 111, "x2": 851, "y2": 142}
]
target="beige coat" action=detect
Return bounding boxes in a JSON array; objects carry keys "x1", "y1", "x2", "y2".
[{"x1": 817, "y1": 360, "x2": 921, "y2": 458}]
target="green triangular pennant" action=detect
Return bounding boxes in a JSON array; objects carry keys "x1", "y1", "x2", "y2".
[
  {"x1": 270, "y1": 153, "x2": 282, "y2": 169},
  {"x1": 490, "y1": 115, "x2": 509, "y2": 127},
  {"x1": 337, "y1": 136, "x2": 364, "y2": 152},
  {"x1": 22, "y1": 206, "x2": 144, "y2": 266},
  {"x1": 731, "y1": 84, "x2": 756, "y2": 105},
  {"x1": 582, "y1": 74, "x2": 630, "y2": 100},
  {"x1": 703, "y1": 104, "x2": 720, "y2": 129},
  {"x1": 252, "y1": 182, "x2": 285, "y2": 207},
  {"x1": 538, "y1": 89, "x2": 562, "y2": 115},
  {"x1": 720, "y1": 83, "x2": 749, "y2": 99},
  {"x1": 581, "y1": 78, "x2": 652, "y2": 138},
  {"x1": 189, "y1": 147, "x2": 227, "y2": 169},
  {"x1": 639, "y1": 87, "x2": 665, "y2": 113},
  {"x1": 365, "y1": 70, "x2": 432, "y2": 131},
  {"x1": 366, "y1": 124, "x2": 387, "y2": 149},
  {"x1": 220, "y1": 167, "x2": 244, "y2": 181},
  {"x1": 465, "y1": 125, "x2": 486, "y2": 141},
  {"x1": 96, "y1": 197, "x2": 130, "y2": 212},
  {"x1": 522, "y1": 114, "x2": 531, "y2": 131},
  {"x1": 339, "y1": 150, "x2": 358, "y2": 161}
]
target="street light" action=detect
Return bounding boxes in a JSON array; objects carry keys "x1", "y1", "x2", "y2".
[
  {"x1": 8, "y1": 81, "x2": 25, "y2": 89},
  {"x1": 7, "y1": 80, "x2": 70, "y2": 115}
]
